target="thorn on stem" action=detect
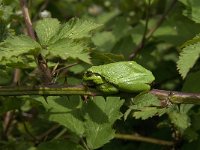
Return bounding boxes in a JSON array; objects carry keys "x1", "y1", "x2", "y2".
[{"x1": 43, "y1": 96, "x2": 48, "y2": 103}]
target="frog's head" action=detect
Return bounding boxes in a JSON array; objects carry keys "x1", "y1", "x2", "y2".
[{"x1": 83, "y1": 70, "x2": 104, "y2": 85}]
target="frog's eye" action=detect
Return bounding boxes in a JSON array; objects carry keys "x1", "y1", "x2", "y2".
[{"x1": 85, "y1": 71, "x2": 93, "y2": 77}]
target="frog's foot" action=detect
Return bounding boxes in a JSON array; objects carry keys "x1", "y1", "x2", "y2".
[{"x1": 97, "y1": 83, "x2": 119, "y2": 94}]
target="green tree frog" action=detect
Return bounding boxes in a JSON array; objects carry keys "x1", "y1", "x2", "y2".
[{"x1": 83, "y1": 61, "x2": 155, "y2": 94}]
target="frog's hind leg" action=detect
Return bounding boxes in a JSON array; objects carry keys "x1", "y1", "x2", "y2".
[
  {"x1": 97, "y1": 83, "x2": 119, "y2": 94},
  {"x1": 118, "y1": 82, "x2": 151, "y2": 93}
]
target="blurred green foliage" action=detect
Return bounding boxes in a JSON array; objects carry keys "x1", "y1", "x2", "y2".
[{"x1": 0, "y1": 0, "x2": 200, "y2": 149}]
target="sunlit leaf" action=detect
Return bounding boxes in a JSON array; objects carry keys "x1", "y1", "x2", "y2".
[
  {"x1": 51, "y1": 18, "x2": 102, "y2": 43},
  {"x1": 0, "y1": 35, "x2": 41, "y2": 60},
  {"x1": 47, "y1": 38, "x2": 91, "y2": 63},
  {"x1": 35, "y1": 18, "x2": 60, "y2": 46}
]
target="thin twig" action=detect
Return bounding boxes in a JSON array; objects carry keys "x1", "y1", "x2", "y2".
[
  {"x1": 12, "y1": 69, "x2": 21, "y2": 86},
  {"x1": 145, "y1": 0, "x2": 178, "y2": 40},
  {"x1": 37, "y1": 54, "x2": 53, "y2": 84},
  {"x1": 52, "y1": 63, "x2": 78, "y2": 75},
  {"x1": 23, "y1": 120, "x2": 38, "y2": 141},
  {"x1": 18, "y1": 108, "x2": 37, "y2": 141},
  {"x1": 129, "y1": 0, "x2": 178, "y2": 59},
  {"x1": 81, "y1": 138, "x2": 90, "y2": 150},
  {"x1": 115, "y1": 133, "x2": 174, "y2": 146},
  {"x1": 141, "y1": 0, "x2": 150, "y2": 45},
  {"x1": 19, "y1": 0, "x2": 52, "y2": 84},
  {"x1": 53, "y1": 128, "x2": 67, "y2": 140},
  {"x1": 19, "y1": 0, "x2": 36, "y2": 40},
  {"x1": 2, "y1": 110, "x2": 15, "y2": 139},
  {"x1": 129, "y1": 0, "x2": 151, "y2": 60},
  {"x1": 37, "y1": 124, "x2": 60, "y2": 141}
]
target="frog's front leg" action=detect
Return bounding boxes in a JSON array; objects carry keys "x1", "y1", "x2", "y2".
[{"x1": 97, "y1": 83, "x2": 119, "y2": 94}]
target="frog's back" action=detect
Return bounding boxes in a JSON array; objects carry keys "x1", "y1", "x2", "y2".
[{"x1": 89, "y1": 61, "x2": 154, "y2": 85}]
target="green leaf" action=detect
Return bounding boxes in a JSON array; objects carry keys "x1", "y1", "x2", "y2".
[
  {"x1": 124, "y1": 93, "x2": 171, "y2": 120},
  {"x1": 3, "y1": 55, "x2": 36, "y2": 68},
  {"x1": 0, "y1": 67, "x2": 12, "y2": 85},
  {"x1": 168, "y1": 104, "x2": 193, "y2": 131},
  {"x1": 153, "y1": 12, "x2": 200, "y2": 46},
  {"x1": 112, "y1": 17, "x2": 133, "y2": 41},
  {"x1": 179, "y1": 0, "x2": 200, "y2": 23},
  {"x1": 180, "y1": 104, "x2": 194, "y2": 114},
  {"x1": 184, "y1": 128, "x2": 199, "y2": 142},
  {"x1": 112, "y1": 36, "x2": 135, "y2": 59},
  {"x1": 84, "y1": 97, "x2": 124, "y2": 149},
  {"x1": 168, "y1": 111, "x2": 191, "y2": 131},
  {"x1": 182, "y1": 71, "x2": 200, "y2": 92},
  {"x1": 91, "y1": 50, "x2": 125, "y2": 65},
  {"x1": 177, "y1": 42, "x2": 200, "y2": 78},
  {"x1": 0, "y1": 3, "x2": 13, "y2": 21},
  {"x1": 145, "y1": 0, "x2": 156, "y2": 5},
  {"x1": 180, "y1": 34, "x2": 200, "y2": 49},
  {"x1": 0, "y1": 35, "x2": 41, "y2": 60},
  {"x1": 51, "y1": 18, "x2": 102, "y2": 42},
  {"x1": 35, "y1": 18, "x2": 60, "y2": 46},
  {"x1": 85, "y1": 122, "x2": 115, "y2": 150},
  {"x1": 36, "y1": 96, "x2": 85, "y2": 136},
  {"x1": 96, "y1": 10, "x2": 119, "y2": 24},
  {"x1": 92, "y1": 31, "x2": 116, "y2": 52},
  {"x1": 38, "y1": 140, "x2": 84, "y2": 150},
  {"x1": 0, "y1": 23, "x2": 12, "y2": 42},
  {"x1": 133, "y1": 107, "x2": 168, "y2": 120},
  {"x1": 47, "y1": 38, "x2": 90, "y2": 63},
  {"x1": 0, "y1": 97, "x2": 22, "y2": 115},
  {"x1": 132, "y1": 93, "x2": 161, "y2": 108}
]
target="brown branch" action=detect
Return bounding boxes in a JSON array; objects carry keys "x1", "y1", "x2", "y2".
[
  {"x1": 150, "y1": 89, "x2": 200, "y2": 104},
  {"x1": 19, "y1": 0, "x2": 36, "y2": 40},
  {"x1": 52, "y1": 63, "x2": 78, "y2": 76},
  {"x1": 2, "y1": 110, "x2": 15, "y2": 139},
  {"x1": 37, "y1": 54, "x2": 53, "y2": 84},
  {"x1": 19, "y1": 0, "x2": 52, "y2": 84},
  {"x1": 115, "y1": 133, "x2": 174, "y2": 146},
  {"x1": 12, "y1": 69, "x2": 21, "y2": 86},
  {"x1": 0, "y1": 86, "x2": 199, "y2": 104},
  {"x1": 129, "y1": 0, "x2": 178, "y2": 59}
]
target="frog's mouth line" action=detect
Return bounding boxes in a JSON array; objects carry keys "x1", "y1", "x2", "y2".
[
  {"x1": 84, "y1": 71, "x2": 100, "y2": 78},
  {"x1": 84, "y1": 71, "x2": 104, "y2": 86},
  {"x1": 84, "y1": 72, "x2": 119, "y2": 90}
]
